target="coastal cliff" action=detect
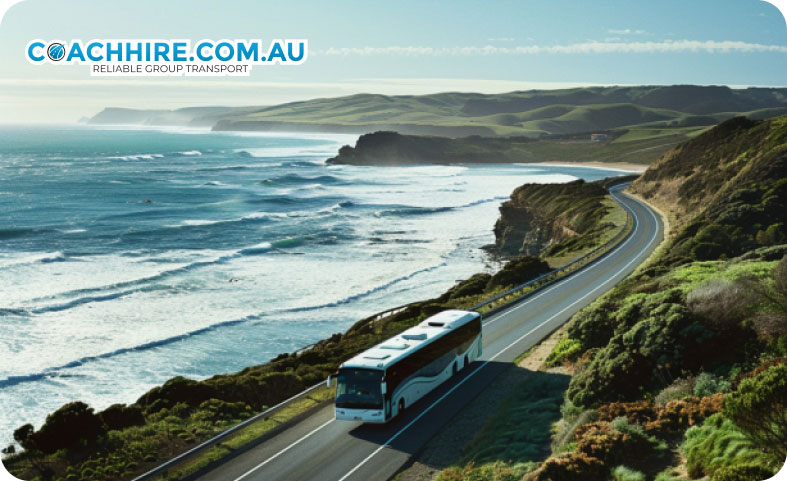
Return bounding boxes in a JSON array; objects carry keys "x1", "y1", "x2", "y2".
[
  {"x1": 492, "y1": 177, "x2": 637, "y2": 258},
  {"x1": 326, "y1": 130, "x2": 676, "y2": 166}
]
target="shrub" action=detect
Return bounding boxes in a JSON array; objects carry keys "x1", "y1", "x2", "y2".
[
  {"x1": 13, "y1": 424, "x2": 36, "y2": 451},
  {"x1": 528, "y1": 452, "x2": 606, "y2": 481},
  {"x1": 612, "y1": 465, "x2": 646, "y2": 481},
  {"x1": 486, "y1": 256, "x2": 551, "y2": 290},
  {"x1": 654, "y1": 468, "x2": 684, "y2": 481},
  {"x1": 686, "y1": 279, "x2": 755, "y2": 332},
  {"x1": 99, "y1": 404, "x2": 145, "y2": 431},
  {"x1": 546, "y1": 337, "x2": 583, "y2": 366},
  {"x1": 711, "y1": 463, "x2": 778, "y2": 481},
  {"x1": 567, "y1": 299, "x2": 715, "y2": 407},
  {"x1": 447, "y1": 273, "x2": 492, "y2": 299},
  {"x1": 137, "y1": 376, "x2": 218, "y2": 413},
  {"x1": 723, "y1": 362, "x2": 787, "y2": 461},
  {"x1": 192, "y1": 399, "x2": 252, "y2": 423},
  {"x1": 655, "y1": 378, "x2": 695, "y2": 404},
  {"x1": 693, "y1": 372, "x2": 731, "y2": 397},
  {"x1": 34, "y1": 402, "x2": 106, "y2": 454},
  {"x1": 574, "y1": 419, "x2": 665, "y2": 467},
  {"x1": 437, "y1": 461, "x2": 536, "y2": 481},
  {"x1": 682, "y1": 413, "x2": 774, "y2": 479},
  {"x1": 598, "y1": 395, "x2": 723, "y2": 434}
]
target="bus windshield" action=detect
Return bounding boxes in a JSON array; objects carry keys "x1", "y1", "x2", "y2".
[{"x1": 335, "y1": 368, "x2": 383, "y2": 409}]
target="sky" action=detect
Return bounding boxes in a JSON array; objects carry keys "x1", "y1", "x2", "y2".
[{"x1": 0, "y1": 0, "x2": 785, "y2": 123}]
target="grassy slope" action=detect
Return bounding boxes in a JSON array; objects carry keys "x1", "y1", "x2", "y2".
[
  {"x1": 327, "y1": 130, "x2": 689, "y2": 166},
  {"x1": 212, "y1": 86, "x2": 787, "y2": 138},
  {"x1": 436, "y1": 116, "x2": 787, "y2": 481}
]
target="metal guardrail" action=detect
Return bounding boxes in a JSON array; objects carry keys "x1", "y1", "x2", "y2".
[
  {"x1": 132, "y1": 184, "x2": 635, "y2": 481},
  {"x1": 131, "y1": 383, "x2": 327, "y2": 481}
]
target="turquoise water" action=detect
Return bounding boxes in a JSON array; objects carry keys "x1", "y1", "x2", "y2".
[{"x1": 0, "y1": 125, "x2": 627, "y2": 446}]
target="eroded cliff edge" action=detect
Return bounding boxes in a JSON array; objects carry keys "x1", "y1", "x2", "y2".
[{"x1": 491, "y1": 176, "x2": 638, "y2": 258}]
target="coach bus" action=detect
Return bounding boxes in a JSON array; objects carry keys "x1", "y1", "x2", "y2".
[{"x1": 327, "y1": 309, "x2": 482, "y2": 423}]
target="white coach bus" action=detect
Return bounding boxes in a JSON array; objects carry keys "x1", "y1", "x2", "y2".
[{"x1": 328, "y1": 309, "x2": 482, "y2": 423}]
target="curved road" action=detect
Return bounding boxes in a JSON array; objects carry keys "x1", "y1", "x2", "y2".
[{"x1": 194, "y1": 185, "x2": 663, "y2": 481}]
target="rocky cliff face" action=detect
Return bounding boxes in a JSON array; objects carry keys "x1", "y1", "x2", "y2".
[
  {"x1": 494, "y1": 203, "x2": 566, "y2": 256},
  {"x1": 492, "y1": 178, "x2": 633, "y2": 258}
]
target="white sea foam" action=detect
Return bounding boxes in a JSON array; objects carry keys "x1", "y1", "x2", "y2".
[{"x1": 0, "y1": 126, "x2": 632, "y2": 447}]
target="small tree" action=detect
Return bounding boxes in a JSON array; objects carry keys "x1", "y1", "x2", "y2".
[
  {"x1": 724, "y1": 363, "x2": 787, "y2": 461},
  {"x1": 35, "y1": 401, "x2": 106, "y2": 454},
  {"x1": 12, "y1": 424, "x2": 35, "y2": 451}
]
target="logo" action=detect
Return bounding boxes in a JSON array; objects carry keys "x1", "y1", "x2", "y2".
[
  {"x1": 46, "y1": 42, "x2": 65, "y2": 61},
  {"x1": 26, "y1": 39, "x2": 308, "y2": 77}
]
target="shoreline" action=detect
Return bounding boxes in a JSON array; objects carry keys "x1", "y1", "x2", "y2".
[{"x1": 527, "y1": 161, "x2": 648, "y2": 173}]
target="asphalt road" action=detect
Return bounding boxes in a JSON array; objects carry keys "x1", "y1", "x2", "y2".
[{"x1": 194, "y1": 185, "x2": 663, "y2": 481}]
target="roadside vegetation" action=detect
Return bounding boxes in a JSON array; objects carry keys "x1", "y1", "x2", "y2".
[{"x1": 434, "y1": 115, "x2": 787, "y2": 481}]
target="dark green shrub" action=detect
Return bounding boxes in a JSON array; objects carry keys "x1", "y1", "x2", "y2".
[
  {"x1": 712, "y1": 463, "x2": 777, "y2": 481},
  {"x1": 99, "y1": 404, "x2": 145, "y2": 431},
  {"x1": 137, "y1": 376, "x2": 219, "y2": 413},
  {"x1": 193, "y1": 399, "x2": 252, "y2": 422},
  {"x1": 683, "y1": 413, "x2": 773, "y2": 479},
  {"x1": 13, "y1": 424, "x2": 36, "y2": 451},
  {"x1": 447, "y1": 273, "x2": 492, "y2": 299},
  {"x1": 724, "y1": 362, "x2": 787, "y2": 460},
  {"x1": 693, "y1": 372, "x2": 731, "y2": 397},
  {"x1": 486, "y1": 256, "x2": 551, "y2": 290},
  {"x1": 34, "y1": 402, "x2": 106, "y2": 454}
]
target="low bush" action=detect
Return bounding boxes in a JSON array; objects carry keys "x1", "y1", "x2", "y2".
[
  {"x1": 546, "y1": 337, "x2": 583, "y2": 366},
  {"x1": 723, "y1": 361, "x2": 787, "y2": 461},
  {"x1": 526, "y1": 452, "x2": 606, "y2": 481},
  {"x1": 655, "y1": 378, "x2": 694, "y2": 404},
  {"x1": 598, "y1": 395, "x2": 723, "y2": 434},
  {"x1": 612, "y1": 465, "x2": 646, "y2": 481},
  {"x1": 99, "y1": 404, "x2": 145, "y2": 431},
  {"x1": 682, "y1": 413, "x2": 774, "y2": 479},
  {"x1": 692, "y1": 372, "x2": 731, "y2": 397}
]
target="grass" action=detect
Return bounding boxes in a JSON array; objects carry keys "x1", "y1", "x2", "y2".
[
  {"x1": 682, "y1": 413, "x2": 774, "y2": 479},
  {"x1": 211, "y1": 87, "x2": 787, "y2": 139},
  {"x1": 544, "y1": 197, "x2": 628, "y2": 266},
  {"x1": 661, "y1": 259, "x2": 778, "y2": 293},
  {"x1": 149, "y1": 387, "x2": 334, "y2": 481},
  {"x1": 435, "y1": 371, "x2": 570, "y2": 481}
]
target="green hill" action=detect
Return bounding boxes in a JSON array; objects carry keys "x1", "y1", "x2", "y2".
[
  {"x1": 88, "y1": 86, "x2": 787, "y2": 139},
  {"x1": 210, "y1": 86, "x2": 787, "y2": 138}
]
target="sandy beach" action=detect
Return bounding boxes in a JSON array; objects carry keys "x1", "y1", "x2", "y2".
[{"x1": 529, "y1": 161, "x2": 648, "y2": 173}]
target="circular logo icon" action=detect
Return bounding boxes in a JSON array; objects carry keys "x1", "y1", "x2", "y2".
[{"x1": 47, "y1": 43, "x2": 65, "y2": 61}]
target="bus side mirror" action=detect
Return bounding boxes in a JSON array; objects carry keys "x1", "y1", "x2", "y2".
[
  {"x1": 381, "y1": 382, "x2": 387, "y2": 395},
  {"x1": 326, "y1": 375, "x2": 332, "y2": 388}
]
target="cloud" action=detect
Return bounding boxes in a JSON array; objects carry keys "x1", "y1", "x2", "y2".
[
  {"x1": 608, "y1": 28, "x2": 648, "y2": 35},
  {"x1": 319, "y1": 39, "x2": 787, "y2": 56}
]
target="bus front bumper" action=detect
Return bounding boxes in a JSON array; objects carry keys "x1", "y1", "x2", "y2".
[{"x1": 335, "y1": 407, "x2": 385, "y2": 423}]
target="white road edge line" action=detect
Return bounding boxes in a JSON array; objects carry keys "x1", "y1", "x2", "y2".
[
  {"x1": 335, "y1": 190, "x2": 660, "y2": 481},
  {"x1": 230, "y1": 189, "x2": 660, "y2": 481},
  {"x1": 232, "y1": 418, "x2": 335, "y2": 481}
]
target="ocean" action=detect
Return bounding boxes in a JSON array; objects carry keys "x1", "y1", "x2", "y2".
[{"x1": 0, "y1": 125, "x2": 628, "y2": 446}]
